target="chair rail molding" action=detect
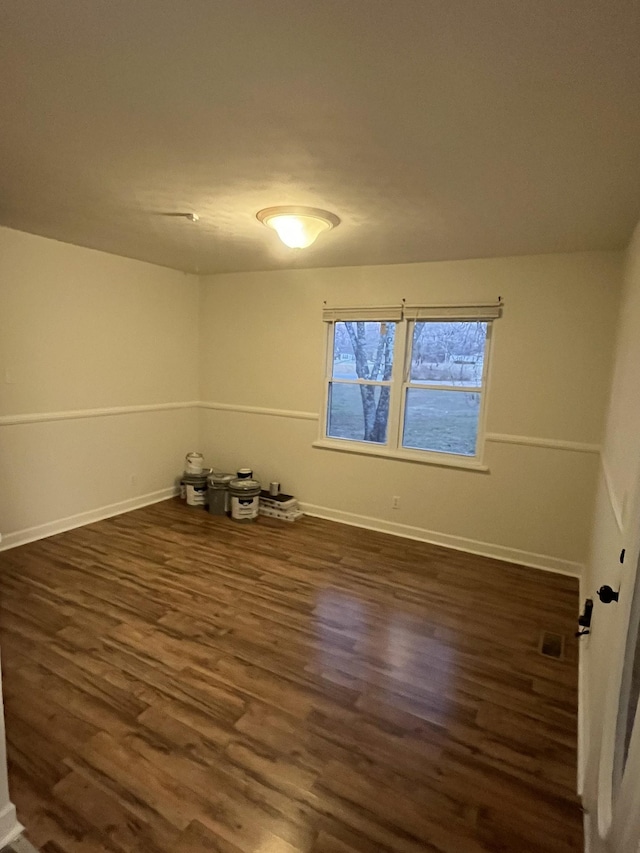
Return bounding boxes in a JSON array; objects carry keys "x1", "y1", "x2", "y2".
[{"x1": 0, "y1": 401, "x2": 200, "y2": 427}]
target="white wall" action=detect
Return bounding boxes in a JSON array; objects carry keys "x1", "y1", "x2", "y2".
[
  {"x1": 0, "y1": 227, "x2": 199, "y2": 547},
  {"x1": 0, "y1": 226, "x2": 624, "y2": 576},
  {"x1": 199, "y1": 251, "x2": 621, "y2": 573},
  {"x1": 581, "y1": 220, "x2": 640, "y2": 849}
]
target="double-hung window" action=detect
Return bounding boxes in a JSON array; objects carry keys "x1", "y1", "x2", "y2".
[{"x1": 318, "y1": 302, "x2": 501, "y2": 468}]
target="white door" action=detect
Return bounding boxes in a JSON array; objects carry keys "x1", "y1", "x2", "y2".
[
  {"x1": 0, "y1": 653, "x2": 22, "y2": 848},
  {"x1": 592, "y1": 525, "x2": 640, "y2": 853}
]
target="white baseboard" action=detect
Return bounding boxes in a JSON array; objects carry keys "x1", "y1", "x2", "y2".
[
  {"x1": 0, "y1": 487, "x2": 179, "y2": 552},
  {"x1": 582, "y1": 809, "x2": 609, "y2": 853},
  {"x1": 583, "y1": 812, "x2": 591, "y2": 853},
  {"x1": 7, "y1": 836, "x2": 39, "y2": 853},
  {"x1": 300, "y1": 502, "x2": 583, "y2": 578},
  {"x1": 0, "y1": 489, "x2": 583, "y2": 577},
  {"x1": 0, "y1": 803, "x2": 23, "y2": 851}
]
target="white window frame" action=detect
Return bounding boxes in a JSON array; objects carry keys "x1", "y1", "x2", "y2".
[{"x1": 313, "y1": 306, "x2": 499, "y2": 471}]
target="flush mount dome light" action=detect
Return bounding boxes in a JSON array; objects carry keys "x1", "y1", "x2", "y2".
[{"x1": 257, "y1": 206, "x2": 340, "y2": 249}]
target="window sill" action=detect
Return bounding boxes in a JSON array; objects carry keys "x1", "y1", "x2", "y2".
[{"x1": 311, "y1": 439, "x2": 490, "y2": 472}]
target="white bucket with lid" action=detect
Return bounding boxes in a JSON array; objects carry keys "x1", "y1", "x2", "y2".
[
  {"x1": 185, "y1": 451, "x2": 205, "y2": 474},
  {"x1": 229, "y1": 477, "x2": 261, "y2": 522}
]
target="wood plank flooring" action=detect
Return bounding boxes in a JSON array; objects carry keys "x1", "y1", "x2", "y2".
[{"x1": 0, "y1": 499, "x2": 583, "y2": 852}]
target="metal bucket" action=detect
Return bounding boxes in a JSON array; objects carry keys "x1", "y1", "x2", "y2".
[{"x1": 207, "y1": 472, "x2": 234, "y2": 516}]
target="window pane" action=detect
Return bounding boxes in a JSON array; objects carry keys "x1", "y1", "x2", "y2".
[
  {"x1": 410, "y1": 321, "x2": 487, "y2": 386},
  {"x1": 402, "y1": 389, "x2": 480, "y2": 455},
  {"x1": 327, "y1": 383, "x2": 389, "y2": 444},
  {"x1": 332, "y1": 322, "x2": 396, "y2": 381}
]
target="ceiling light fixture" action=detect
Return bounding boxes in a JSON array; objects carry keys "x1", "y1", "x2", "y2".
[{"x1": 257, "y1": 206, "x2": 340, "y2": 249}]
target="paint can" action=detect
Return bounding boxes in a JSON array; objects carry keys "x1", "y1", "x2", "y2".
[
  {"x1": 207, "y1": 472, "x2": 234, "y2": 516},
  {"x1": 229, "y1": 477, "x2": 261, "y2": 522},
  {"x1": 183, "y1": 471, "x2": 209, "y2": 507},
  {"x1": 269, "y1": 481, "x2": 280, "y2": 497},
  {"x1": 236, "y1": 468, "x2": 253, "y2": 480},
  {"x1": 185, "y1": 452, "x2": 205, "y2": 474}
]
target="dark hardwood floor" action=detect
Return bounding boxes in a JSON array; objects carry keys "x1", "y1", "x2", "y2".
[{"x1": 0, "y1": 499, "x2": 583, "y2": 852}]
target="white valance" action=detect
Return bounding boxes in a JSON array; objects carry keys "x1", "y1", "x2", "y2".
[
  {"x1": 323, "y1": 301, "x2": 502, "y2": 323},
  {"x1": 403, "y1": 302, "x2": 502, "y2": 321},
  {"x1": 322, "y1": 305, "x2": 404, "y2": 322}
]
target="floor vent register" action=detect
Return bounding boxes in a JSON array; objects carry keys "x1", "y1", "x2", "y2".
[{"x1": 539, "y1": 630, "x2": 565, "y2": 660}]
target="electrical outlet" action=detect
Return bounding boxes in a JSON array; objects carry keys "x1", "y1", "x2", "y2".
[{"x1": 392, "y1": 496, "x2": 400, "y2": 510}]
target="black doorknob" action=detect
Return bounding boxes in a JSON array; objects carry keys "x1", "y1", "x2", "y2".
[{"x1": 597, "y1": 585, "x2": 619, "y2": 604}]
